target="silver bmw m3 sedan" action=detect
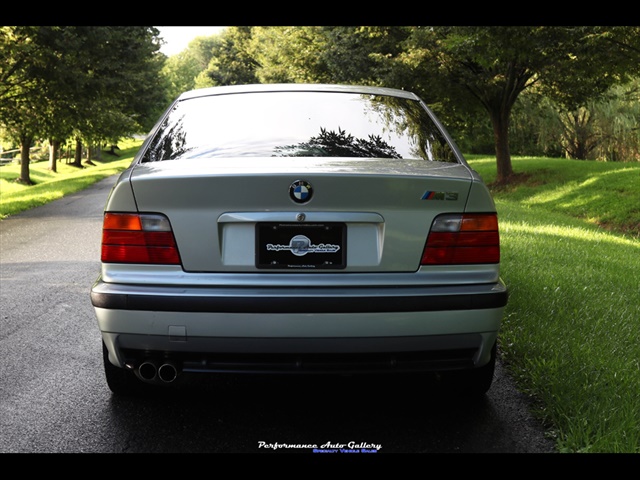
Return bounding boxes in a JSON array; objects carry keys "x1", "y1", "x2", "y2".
[{"x1": 91, "y1": 83, "x2": 508, "y2": 396}]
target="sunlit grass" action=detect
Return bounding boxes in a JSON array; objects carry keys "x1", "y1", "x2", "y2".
[
  {"x1": 499, "y1": 205, "x2": 640, "y2": 452},
  {"x1": 468, "y1": 155, "x2": 640, "y2": 236},
  {"x1": 468, "y1": 156, "x2": 640, "y2": 452},
  {"x1": 0, "y1": 139, "x2": 141, "y2": 220}
]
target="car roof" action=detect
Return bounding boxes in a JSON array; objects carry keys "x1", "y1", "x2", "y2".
[{"x1": 177, "y1": 83, "x2": 420, "y2": 102}]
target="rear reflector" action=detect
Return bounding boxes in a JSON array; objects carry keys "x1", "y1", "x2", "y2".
[
  {"x1": 421, "y1": 213, "x2": 500, "y2": 265},
  {"x1": 101, "y1": 213, "x2": 181, "y2": 265}
]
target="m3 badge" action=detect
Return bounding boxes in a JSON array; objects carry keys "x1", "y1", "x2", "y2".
[{"x1": 421, "y1": 191, "x2": 459, "y2": 201}]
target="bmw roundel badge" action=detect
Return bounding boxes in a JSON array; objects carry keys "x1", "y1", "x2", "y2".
[{"x1": 289, "y1": 180, "x2": 313, "y2": 204}]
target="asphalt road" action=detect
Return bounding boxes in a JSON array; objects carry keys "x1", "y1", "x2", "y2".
[{"x1": 0, "y1": 175, "x2": 556, "y2": 454}]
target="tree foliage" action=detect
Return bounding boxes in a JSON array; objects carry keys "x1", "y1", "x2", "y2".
[
  {"x1": 512, "y1": 79, "x2": 640, "y2": 161},
  {"x1": 387, "y1": 26, "x2": 640, "y2": 182},
  {"x1": 0, "y1": 26, "x2": 165, "y2": 184},
  {"x1": 184, "y1": 26, "x2": 640, "y2": 180},
  {"x1": 4, "y1": 26, "x2": 639, "y2": 188},
  {"x1": 162, "y1": 35, "x2": 220, "y2": 101},
  {"x1": 199, "y1": 27, "x2": 260, "y2": 87},
  {"x1": 273, "y1": 127, "x2": 402, "y2": 158}
]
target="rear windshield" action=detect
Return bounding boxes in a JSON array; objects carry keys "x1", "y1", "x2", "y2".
[{"x1": 141, "y1": 91, "x2": 459, "y2": 163}]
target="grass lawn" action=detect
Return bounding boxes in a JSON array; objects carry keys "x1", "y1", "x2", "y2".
[
  {"x1": 0, "y1": 138, "x2": 140, "y2": 220},
  {"x1": 468, "y1": 155, "x2": 640, "y2": 453}
]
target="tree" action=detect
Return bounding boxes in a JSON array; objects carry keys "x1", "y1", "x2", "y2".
[
  {"x1": 0, "y1": 26, "x2": 165, "y2": 182},
  {"x1": 162, "y1": 34, "x2": 221, "y2": 101},
  {"x1": 391, "y1": 26, "x2": 640, "y2": 183},
  {"x1": 523, "y1": 78, "x2": 640, "y2": 161},
  {"x1": 199, "y1": 27, "x2": 260, "y2": 87},
  {"x1": 1, "y1": 26, "x2": 60, "y2": 184},
  {"x1": 592, "y1": 79, "x2": 640, "y2": 161},
  {"x1": 249, "y1": 26, "x2": 332, "y2": 83},
  {"x1": 250, "y1": 26, "x2": 410, "y2": 86},
  {"x1": 273, "y1": 127, "x2": 402, "y2": 158},
  {"x1": 61, "y1": 26, "x2": 166, "y2": 166}
]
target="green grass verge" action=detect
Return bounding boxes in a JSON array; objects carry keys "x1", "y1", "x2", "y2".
[
  {"x1": 0, "y1": 138, "x2": 141, "y2": 220},
  {"x1": 468, "y1": 155, "x2": 640, "y2": 453},
  {"x1": 467, "y1": 154, "x2": 640, "y2": 237}
]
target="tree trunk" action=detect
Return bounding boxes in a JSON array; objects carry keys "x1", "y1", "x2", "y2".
[
  {"x1": 17, "y1": 134, "x2": 33, "y2": 185},
  {"x1": 72, "y1": 138, "x2": 83, "y2": 167},
  {"x1": 48, "y1": 139, "x2": 60, "y2": 172},
  {"x1": 490, "y1": 108, "x2": 514, "y2": 184},
  {"x1": 85, "y1": 145, "x2": 96, "y2": 166}
]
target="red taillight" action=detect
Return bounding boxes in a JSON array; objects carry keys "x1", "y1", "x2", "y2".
[
  {"x1": 101, "y1": 213, "x2": 181, "y2": 265},
  {"x1": 421, "y1": 213, "x2": 500, "y2": 265}
]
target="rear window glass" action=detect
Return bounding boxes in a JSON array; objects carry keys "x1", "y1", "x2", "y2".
[{"x1": 141, "y1": 91, "x2": 459, "y2": 163}]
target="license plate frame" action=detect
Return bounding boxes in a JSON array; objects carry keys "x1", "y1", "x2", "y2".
[{"x1": 256, "y1": 222, "x2": 346, "y2": 270}]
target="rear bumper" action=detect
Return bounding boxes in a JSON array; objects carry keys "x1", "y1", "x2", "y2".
[
  {"x1": 92, "y1": 279, "x2": 507, "y2": 374},
  {"x1": 91, "y1": 280, "x2": 508, "y2": 313}
]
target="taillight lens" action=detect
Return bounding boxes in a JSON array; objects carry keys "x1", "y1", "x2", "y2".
[
  {"x1": 101, "y1": 213, "x2": 181, "y2": 265},
  {"x1": 421, "y1": 213, "x2": 500, "y2": 265}
]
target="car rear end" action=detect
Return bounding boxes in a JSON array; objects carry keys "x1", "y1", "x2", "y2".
[{"x1": 91, "y1": 84, "x2": 508, "y2": 395}]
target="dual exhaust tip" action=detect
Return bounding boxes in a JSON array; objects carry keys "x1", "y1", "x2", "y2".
[{"x1": 137, "y1": 360, "x2": 179, "y2": 383}]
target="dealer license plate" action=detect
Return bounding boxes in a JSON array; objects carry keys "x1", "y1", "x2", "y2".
[{"x1": 256, "y1": 222, "x2": 346, "y2": 269}]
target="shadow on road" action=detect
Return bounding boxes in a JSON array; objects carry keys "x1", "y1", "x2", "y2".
[{"x1": 105, "y1": 370, "x2": 555, "y2": 454}]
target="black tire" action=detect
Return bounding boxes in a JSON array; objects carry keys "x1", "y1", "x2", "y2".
[
  {"x1": 440, "y1": 342, "x2": 497, "y2": 397},
  {"x1": 102, "y1": 342, "x2": 152, "y2": 396}
]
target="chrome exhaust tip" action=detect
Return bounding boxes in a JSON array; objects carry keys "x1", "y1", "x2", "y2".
[
  {"x1": 158, "y1": 362, "x2": 179, "y2": 383},
  {"x1": 138, "y1": 361, "x2": 158, "y2": 381}
]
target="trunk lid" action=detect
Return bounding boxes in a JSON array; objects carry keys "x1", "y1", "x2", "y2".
[{"x1": 127, "y1": 157, "x2": 474, "y2": 273}]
